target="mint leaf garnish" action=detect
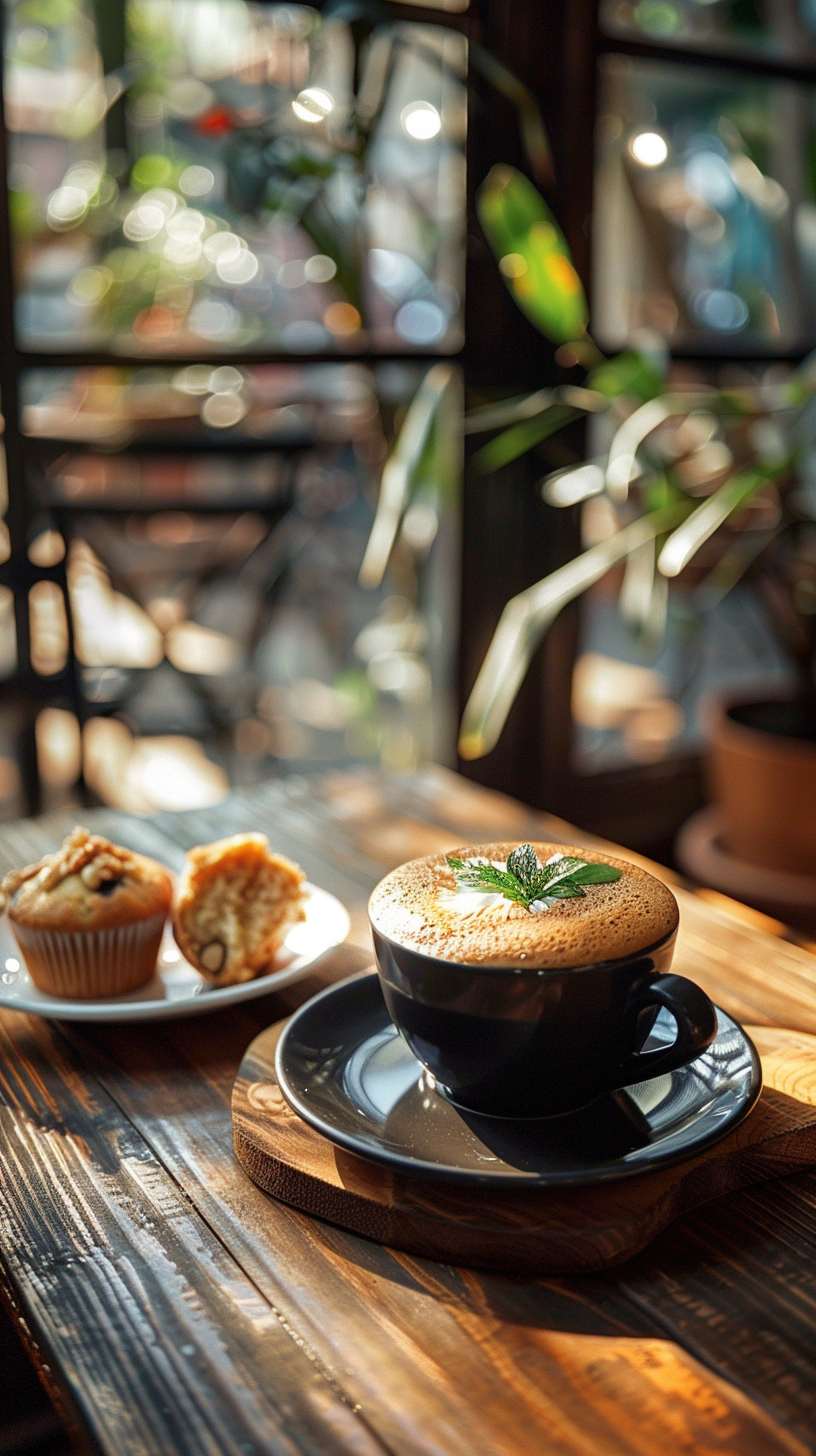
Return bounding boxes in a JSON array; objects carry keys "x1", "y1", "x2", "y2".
[
  {"x1": 568, "y1": 862, "x2": 626, "y2": 884},
  {"x1": 445, "y1": 856, "x2": 532, "y2": 906},
  {"x1": 446, "y1": 845, "x2": 621, "y2": 911},
  {"x1": 506, "y1": 843, "x2": 541, "y2": 891}
]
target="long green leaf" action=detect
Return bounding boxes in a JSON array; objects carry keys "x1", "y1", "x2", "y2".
[
  {"x1": 589, "y1": 351, "x2": 664, "y2": 403},
  {"x1": 473, "y1": 404, "x2": 582, "y2": 473},
  {"x1": 604, "y1": 391, "x2": 750, "y2": 500},
  {"x1": 468, "y1": 45, "x2": 554, "y2": 185},
  {"x1": 657, "y1": 467, "x2": 776, "y2": 578},
  {"x1": 619, "y1": 537, "x2": 656, "y2": 629},
  {"x1": 605, "y1": 397, "x2": 677, "y2": 498},
  {"x1": 464, "y1": 390, "x2": 554, "y2": 436},
  {"x1": 693, "y1": 528, "x2": 778, "y2": 611},
  {"x1": 459, "y1": 501, "x2": 690, "y2": 759},
  {"x1": 466, "y1": 385, "x2": 605, "y2": 440},
  {"x1": 477, "y1": 166, "x2": 588, "y2": 345},
  {"x1": 359, "y1": 363, "x2": 455, "y2": 589}
]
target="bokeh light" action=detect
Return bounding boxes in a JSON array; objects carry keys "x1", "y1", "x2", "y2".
[
  {"x1": 292, "y1": 87, "x2": 334, "y2": 123},
  {"x1": 401, "y1": 101, "x2": 442, "y2": 139},
  {"x1": 629, "y1": 130, "x2": 669, "y2": 167}
]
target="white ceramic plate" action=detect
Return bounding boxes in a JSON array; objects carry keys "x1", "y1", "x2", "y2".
[{"x1": 0, "y1": 883, "x2": 350, "y2": 1022}]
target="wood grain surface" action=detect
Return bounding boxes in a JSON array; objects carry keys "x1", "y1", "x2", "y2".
[
  {"x1": 1, "y1": 770, "x2": 816, "y2": 1455},
  {"x1": 231, "y1": 1019, "x2": 816, "y2": 1276}
]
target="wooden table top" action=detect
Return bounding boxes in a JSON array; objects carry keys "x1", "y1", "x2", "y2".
[{"x1": 3, "y1": 768, "x2": 816, "y2": 1456}]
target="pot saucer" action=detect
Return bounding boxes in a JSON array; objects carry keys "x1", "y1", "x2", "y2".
[{"x1": 275, "y1": 973, "x2": 761, "y2": 1188}]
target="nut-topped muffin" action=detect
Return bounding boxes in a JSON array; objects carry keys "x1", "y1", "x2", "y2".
[{"x1": 1, "y1": 827, "x2": 172, "y2": 999}]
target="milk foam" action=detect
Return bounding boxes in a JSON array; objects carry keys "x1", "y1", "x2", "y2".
[{"x1": 369, "y1": 841, "x2": 680, "y2": 969}]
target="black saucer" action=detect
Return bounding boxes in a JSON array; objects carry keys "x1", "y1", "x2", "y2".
[{"x1": 275, "y1": 974, "x2": 762, "y2": 1187}]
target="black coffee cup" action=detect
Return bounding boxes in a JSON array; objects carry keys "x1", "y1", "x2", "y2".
[{"x1": 370, "y1": 923, "x2": 717, "y2": 1117}]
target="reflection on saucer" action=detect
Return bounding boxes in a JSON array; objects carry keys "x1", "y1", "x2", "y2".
[{"x1": 276, "y1": 974, "x2": 762, "y2": 1188}]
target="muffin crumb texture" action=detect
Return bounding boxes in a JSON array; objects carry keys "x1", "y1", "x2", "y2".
[
  {"x1": 369, "y1": 842, "x2": 679, "y2": 968},
  {"x1": 172, "y1": 833, "x2": 306, "y2": 986}
]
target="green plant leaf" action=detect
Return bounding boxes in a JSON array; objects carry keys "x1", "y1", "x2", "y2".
[
  {"x1": 657, "y1": 465, "x2": 779, "y2": 578},
  {"x1": 468, "y1": 45, "x2": 554, "y2": 186},
  {"x1": 506, "y1": 843, "x2": 541, "y2": 889},
  {"x1": 693, "y1": 527, "x2": 778, "y2": 611},
  {"x1": 464, "y1": 390, "x2": 554, "y2": 436},
  {"x1": 589, "y1": 352, "x2": 664, "y2": 403},
  {"x1": 568, "y1": 863, "x2": 623, "y2": 884},
  {"x1": 477, "y1": 166, "x2": 588, "y2": 345},
  {"x1": 458, "y1": 500, "x2": 691, "y2": 760},
  {"x1": 472, "y1": 404, "x2": 582, "y2": 473},
  {"x1": 446, "y1": 856, "x2": 531, "y2": 906},
  {"x1": 535, "y1": 855, "x2": 587, "y2": 889},
  {"x1": 359, "y1": 363, "x2": 455, "y2": 589}
]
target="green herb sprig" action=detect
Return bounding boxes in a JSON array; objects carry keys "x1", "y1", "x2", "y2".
[{"x1": 446, "y1": 844, "x2": 622, "y2": 911}]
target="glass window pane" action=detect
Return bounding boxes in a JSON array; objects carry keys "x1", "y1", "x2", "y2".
[
  {"x1": 570, "y1": 361, "x2": 797, "y2": 775},
  {"x1": 5, "y1": 0, "x2": 466, "y2": 355},
  {"x1": 24, "y1": 363, "x2": 459, "y2": 802},
  {"x1": 573, "y1": 583, "x2": 791, "y2": 772},
  {"x1": 601, "y1": 0, "x2": 816, "y2": 63},
  {"x1": 594, "y1": 56, "x2": 816, "y2": 351}
]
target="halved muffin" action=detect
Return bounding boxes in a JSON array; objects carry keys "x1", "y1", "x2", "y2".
[{"x1": 172, "y1": 833, "x2": 306, "y2": 985}]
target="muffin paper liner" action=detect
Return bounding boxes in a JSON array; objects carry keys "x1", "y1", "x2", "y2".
[{"x1": 10, "y1": 912, "x2": 167, "y2": 1000}]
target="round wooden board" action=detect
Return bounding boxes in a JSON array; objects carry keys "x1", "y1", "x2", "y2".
[{"x1": 232, "y1": 1017, "x2": 816, "y2": 1274}]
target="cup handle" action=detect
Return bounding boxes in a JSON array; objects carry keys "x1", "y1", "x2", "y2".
[{"x1": 616, "y1": 974, "x2": 718, "y2": 1087}]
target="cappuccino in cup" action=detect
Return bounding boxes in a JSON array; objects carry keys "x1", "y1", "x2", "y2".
[{"x1": 369, "y1": 842, "x2": 715, "y2": 1117}]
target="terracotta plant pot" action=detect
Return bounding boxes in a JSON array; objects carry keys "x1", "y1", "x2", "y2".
[
  {"x1": 676, "y1": 695, "x2": 816, "y2": 933},
  {"x1": 708, "y1": 697, "x2": 816, "y2": 877}
]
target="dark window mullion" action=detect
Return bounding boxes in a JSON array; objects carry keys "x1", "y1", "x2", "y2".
[{"x1": 597, "y1": 34, "x2": 816, "y2": 85}]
